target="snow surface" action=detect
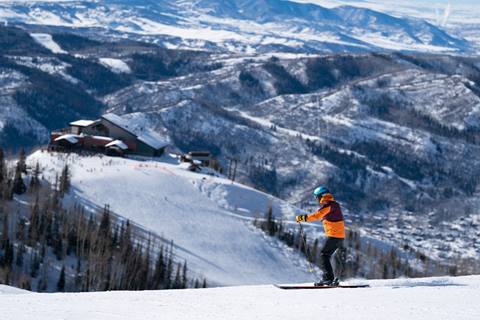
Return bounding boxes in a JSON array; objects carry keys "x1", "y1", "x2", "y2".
[
  {"x1": 27, "y1": 151, "x2": 313, "y2": 286},
  {"x1": 1, "y1": 276, "x2": 479, "y2": 320},
  {"x1": 99, "y1": 58, "x2": 131, "y2": 74},
  {"x1": 30, "y1": 33, "x2": 67, "y2": 54},
  {"x1": 0, "y1": 285, "x2": 28, "y2": 295}
]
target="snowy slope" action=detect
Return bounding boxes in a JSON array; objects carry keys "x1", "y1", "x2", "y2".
[
  {"x1": 27, "y1": 150, "x2": 315, "y2": 286},
  {"x1": 0, "y1": 285, "x2": 28, "y2": 295},
  {"x1": 30, "y1": 33, "x2": 67, "y2": 54},
  {"x1": 1, "y1": 276, "x2": 479, "y2": 320}
]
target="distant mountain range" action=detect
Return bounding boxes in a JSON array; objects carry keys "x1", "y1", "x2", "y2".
[{"x1": 0, "y1": 0, "x2": 473, "y2": 54}]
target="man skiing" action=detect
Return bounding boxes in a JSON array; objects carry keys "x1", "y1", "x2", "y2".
[{"x1": 296, "y1": 186, "x2": 346, "y2": 286}]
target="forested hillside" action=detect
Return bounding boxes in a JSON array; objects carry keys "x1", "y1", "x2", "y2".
[{"x1": 0, "y1": 150, "x2": 204, "y2": 291}]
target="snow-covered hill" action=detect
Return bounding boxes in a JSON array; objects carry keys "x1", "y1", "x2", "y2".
[
  {"x1": 0, "y1": 0, "x2": 471, "y2": 53},
  {"x1": 102, "y1": 53, "x2": 480, "y2": 268},
  {"x1": 27, "y1": 150, "x2": 317, "y2": 286},
  {"x1": 2, "y1": 275, "x2": 479, "y2": 319}
]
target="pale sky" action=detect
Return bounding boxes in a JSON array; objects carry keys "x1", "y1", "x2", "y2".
[{"x1": 291, "y1": 0, "x2": 480, "y2": 24}]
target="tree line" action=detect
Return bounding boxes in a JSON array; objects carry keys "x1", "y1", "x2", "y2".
[{"x1": 253, "y1": 205, "x2": 474, "y2": 280}]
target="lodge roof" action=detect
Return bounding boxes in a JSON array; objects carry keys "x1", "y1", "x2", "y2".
[
  {"x1": 106, "y1": 140, "x2": 129, "y2": 150},
  {"x1": 54, "y1": 134, "x2": 80, "y2": 144},
  {"x1": 70, "y1": 120, "x2": 98, "y2": 127},
  {"x1": 102, "y1": 113, "x2": 169, "y2": 150}
]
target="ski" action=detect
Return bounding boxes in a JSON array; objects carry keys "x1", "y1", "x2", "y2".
[{"x1": 275, "y1": 284, "x2": 370, "y2": 290}]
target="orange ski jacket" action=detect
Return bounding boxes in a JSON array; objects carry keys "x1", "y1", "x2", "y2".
[{"x1": 307, "y1": 193, "x2": 345, "y2": 239}]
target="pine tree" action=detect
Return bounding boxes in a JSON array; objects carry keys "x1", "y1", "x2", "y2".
[
  {"x1": 30, "y1": 252, "x2": 40, "y2": 278},
  {"x1": 382, "y1": 262, "x2": 389, "y2": 279},
  {"x1": 165, "y1": 243, "x2": 174, "y2": 289},
  {"x1": 28, "y1": 196, "x2": 40, "y2": 245},
  {"x1": 37, "y1": 265, "x2": 48, "y2": 292},
  {"x1": 57, "y1": 266, "x2": 66, "y2": 292},
  {"x1": 173, "y1": 263, "x2": 182, "y2": 289},
  {"x1": 59, "y1": 164, "x2": 70, "y2": 196},
  {"x1": 29, "y1": 162, "x2": 41, "y2": 192},
  {"x1": 181, "y1": 261, "x2": 188, "y2": 289},
  {"x1": 18, "y1": 149, "x2": 27, "y2": 174},
  {"x1": 16, "y1": 244, "x2": 25, "y2": 267},
  {"x1": 120, "y1": 221, "x2": 132, "y2": 263},
  {"x1": 265, "y1": 204, "x2": 276, "y2": 236},
  {"x1": 74, "y1": 260, "x2": 82, "y2": 291},
  {"x1": 99, "y1": 205, "x2": 111, "y2": 236},
  {"x1": 12, "y1": 163, "x2": 26, "y2": 195},
  {"x1": 153, "y1": 246, "x2": 166, "y2": 289}
]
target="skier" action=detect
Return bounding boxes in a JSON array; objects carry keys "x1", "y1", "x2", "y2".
[{"x1": 296, "y1": 186, "x2": 346, "y2": 286}]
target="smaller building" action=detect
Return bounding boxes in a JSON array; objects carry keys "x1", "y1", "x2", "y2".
[
  {"x1": 69, "y1": 120, "x2": 99, "y2": 135},
  {"x1": 182, "y1": 151, "x2": 213, "y2": 167}
]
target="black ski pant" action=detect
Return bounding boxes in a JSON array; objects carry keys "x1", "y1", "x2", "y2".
[{"x1": 321, "y1": 237, "x2": 346, "y2": 280}]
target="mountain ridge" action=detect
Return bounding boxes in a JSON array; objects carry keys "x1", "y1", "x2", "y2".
[{"x1": 0, "y1": 0, "x2": 472, "y2": 54}]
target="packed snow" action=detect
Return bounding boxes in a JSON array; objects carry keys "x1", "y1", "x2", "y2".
[
  {"x1": 1, "y1": 276, "x2": 479, "y2": 320},
  {"x1": 27, "y1": 151, "x2": 314, "y2": 286}
]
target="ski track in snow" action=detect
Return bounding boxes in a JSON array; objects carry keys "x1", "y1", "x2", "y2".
[{"x1": 1, "y1": 276, "x2": 479, "y2": 320}]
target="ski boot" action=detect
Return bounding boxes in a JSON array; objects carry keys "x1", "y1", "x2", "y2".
[
  {"x1": 314, "y1": 277, "x2": 335, "y2": 287},
  {"x1": 314, "y1": 277, "x2": 340, "y2": 287},
  {"x1": 332, "y1": 278, "x2": 340, "y2": 286}
]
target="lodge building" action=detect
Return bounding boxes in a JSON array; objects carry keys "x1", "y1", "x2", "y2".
[{"x1": 50, "y1": 113, "x2": 169, "y2": 157}]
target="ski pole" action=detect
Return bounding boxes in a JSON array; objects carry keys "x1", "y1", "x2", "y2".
[{"x1": 298, "y1": 222, "x2": 316, "y2": 275}]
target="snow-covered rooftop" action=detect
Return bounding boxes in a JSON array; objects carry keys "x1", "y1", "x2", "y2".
[
  {"x1": 106, "y1": 140, "x2": 129, "y2": 150},
  {"x1": 138, "y1": 132, "x2": 169, "y2": 150},
  {"x1": 91, "y1": 135, "x2": 114, "y2": 142},
  {"x1": 54, "y1": 134, "x2": 80, "y2": 144},
  {"x1": 70, "y1": 120, "x2": 97, "y2": 127},
  {"x1": 102, "y1": 113, "x2": 133, "y2": 133},
  {"x1": 102, "y1": 113, "x2": 169, "y2": 150}
]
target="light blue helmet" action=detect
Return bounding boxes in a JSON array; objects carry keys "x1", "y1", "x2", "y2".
[{"x1": 313, "y1": 186, "x2": 329, "y2": 198}]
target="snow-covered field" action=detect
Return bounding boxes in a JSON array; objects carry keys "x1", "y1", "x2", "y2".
[
  {"x1": 1, "y1": 276, "x2": 479, "y2": 320},
  {"x1": 27, "y1": 150, "x2": 315, "y2": 286}
]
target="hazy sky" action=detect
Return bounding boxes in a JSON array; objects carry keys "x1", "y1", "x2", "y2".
[{"x1": 292, "y1": 0, "x2": 480, "y2": 24}]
